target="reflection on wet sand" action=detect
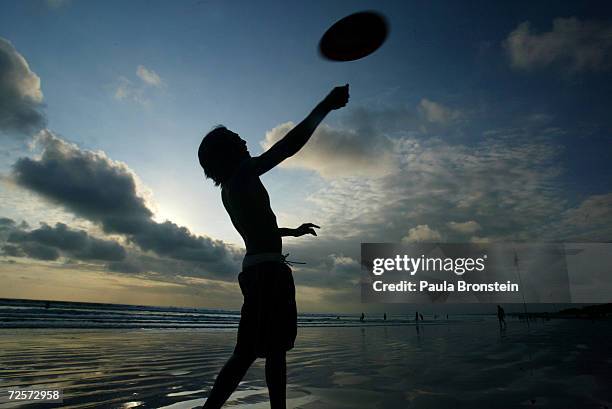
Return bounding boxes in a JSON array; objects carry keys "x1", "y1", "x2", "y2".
[{"x1": 0, "y1": 319, "x2": 610, "y2": 408}]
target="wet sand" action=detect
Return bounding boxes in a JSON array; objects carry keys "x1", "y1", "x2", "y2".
[{"x1": 0, "y1": 319, "x2": 610, "y2": 408}]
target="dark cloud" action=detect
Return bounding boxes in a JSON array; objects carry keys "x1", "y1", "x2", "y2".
[
  {"x1": 11, "y1": 131, "x2": 240, "y2": 276},
  {"x1": 2, "y1": 244, "x2": 24, "y2": 257},
  {"x1": 133, "y1": 220, "x2": 229, "y2": 263},
  {"x1": 9, "y1": 223, "x2": 126, "y2": 261},
  {"x1": 4, "y1": 219, "x2": 126, "y2": 262},
  {"x1": 0, "y1": 218, "x2": 20, "y2": 242},
  {"x1": 19, "y1": 242, "x2": 60, "y2": 261},
  {"x1": 107, "y1": 259, "x2": 144, "y2": 274},
  {"x1": 0, "y1": 217, "x2": 16, "y2": 231},
  {"x1": 12, "y1": 131, "x2": 152, "y2": 234},
  {"x1": 0, "y1": 216, "x2": 232, "y2": 281},
  {"x1": 0, "y1": 37, "x2": 46, "y2": 135}
]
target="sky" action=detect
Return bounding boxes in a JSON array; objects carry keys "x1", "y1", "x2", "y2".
[{"x1": 0, "y1": 0, "x2": 611, "y2": 312}]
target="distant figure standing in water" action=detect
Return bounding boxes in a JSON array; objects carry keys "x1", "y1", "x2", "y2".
[
  {"x1": 497, "y1": 305, "x2": 507, "y2": 330},
  {"x1": 360, "y1": 312, "x2": 365, "y2": 322},
  {"x1": 198, "y1": 85, "x2": 349, "y2": 409},
  {"x1": 383, "y1": 313, "x2": 387, "y2": 321},
  {"x1": 415, "y1": 311, "x2": 419, "y2": 322}
]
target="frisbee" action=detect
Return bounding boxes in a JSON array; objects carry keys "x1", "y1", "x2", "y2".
[{"x1": 319, "y1": 11, "x2": 389, "y2": 62}]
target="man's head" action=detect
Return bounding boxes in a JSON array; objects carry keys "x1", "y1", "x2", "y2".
[{"x1": 198, "y1": 126, "x2": 249, "y2": 186}]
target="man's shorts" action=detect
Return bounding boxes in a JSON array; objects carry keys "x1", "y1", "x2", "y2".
[{"x1": 234, "y1": 261, "x2": 297, "y2": 358}]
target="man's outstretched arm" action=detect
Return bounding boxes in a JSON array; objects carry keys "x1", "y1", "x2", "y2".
[
  {"x1": 279, "y1": 223, "x2": 320, "y2": 237},
  {"x1": 252, "y1": 85, "x2": 349, "y2": 176}
]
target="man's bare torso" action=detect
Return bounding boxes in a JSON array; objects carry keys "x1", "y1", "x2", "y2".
[{"x1": 221, "y1": 159, "x2": 281, "y2": 255}]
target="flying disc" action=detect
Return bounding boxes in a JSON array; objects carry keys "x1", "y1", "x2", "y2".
[{"x1": 319, "y1": 11, "x2": 388, "y2": 62}]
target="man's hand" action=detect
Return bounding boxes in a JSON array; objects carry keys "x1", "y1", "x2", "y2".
[
  {"x1": 321, "y1": 84, "x2": 349, "y2": 111},
  {"x1": 295, "y1": 223, "x2": 320, "y2": 237}
]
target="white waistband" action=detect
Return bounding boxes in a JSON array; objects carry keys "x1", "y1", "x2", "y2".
[{"x1": 242, "y1": 253, "x2": 284, "y2": 270}]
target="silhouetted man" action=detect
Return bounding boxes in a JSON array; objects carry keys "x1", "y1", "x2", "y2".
[
  {"x1": 497, "y1": 305, "x2": 506, "y2": 329},
  {"x1": 198, "y1": 84, "x2": 349, "y2": 409}
]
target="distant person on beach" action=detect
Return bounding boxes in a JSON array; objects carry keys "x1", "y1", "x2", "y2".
[
  {"x1": 420, "y1": 313, "x2": 424, "y2": 321},
  {"x1": 415, "y1": 312, "x2": 419, "y2": 322},
  {"x1": 198, "y1": 85, "x2": 349, "y2": 409},
  {"x1": 497, "y1": 305, "x2": 507, "y2": 329},
  {"x1": 383, "y1": 313, "x2": 387, "y2": 321},
  {"x1": 360, "y1": 312, "x2": 365, "y2": 322}
]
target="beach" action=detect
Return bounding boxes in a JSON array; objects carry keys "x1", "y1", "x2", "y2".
[{"x1": 1, "y1": 318, "x2": 610, "y2": 409}]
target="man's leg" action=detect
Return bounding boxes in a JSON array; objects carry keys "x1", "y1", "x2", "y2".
[
  {"x1": 202, "y1": 352, "x2": 256, "y2": 409},
  {"x1": 265, "y1": 351, "x2": 287, "y2": 409}
]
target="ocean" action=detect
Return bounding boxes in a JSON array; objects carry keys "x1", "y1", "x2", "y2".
[
  {"x1": 0, "y1": 298, "x2": 485, "y2": 329},
  {"x1": 0, "y1": 298, "x2": 491, "y2": 329}
]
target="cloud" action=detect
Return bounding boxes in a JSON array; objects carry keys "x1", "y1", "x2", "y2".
[
  {"x1": 504, "y1": 18, "x2": 612, "y2": 72},
  {"x1": 259, "y1": 97, "x2": 469, "y2": 180},
  {"x1": 289, "y1": 252, "x2": 360, "y2": 290},
  {"x1": 19, "y1": 242, "x2": 59, "y2": 260},
  {"x1": 270, "y1": 116, "x2": 584, "y2": 294},
  {"x1": 340, "y1": 105, "x2": 420, "y2": 138},
  {"x1": 114, "y1": 65, "x2": 164, "y2": 106},
  {"x1": 261, "y1": 121, "x2": 394, "y2": 179},
  {"x1": 14, "y1": 131, "x2": 153, "y2": 232},
  {"x1": 304, "y1": 127, "x2": 565, "y2": 243},
  {"x1": 0, "y1": 37, "x2": 46, "y2": 135},
  {"x1": 401, "y1": 225, "x2": 442, "y2": 243},
  {"x1": 563, "y1": 193, "x2": 612, "y2": 226},
  {"x1": 136, "y1": 65, "x2": 163, "y2": 87},
  {"x1": 7, "y1": 221, "x2": 126, "y2": 261},
  {"x1": 2, "y1": 244, "x2": 24, "y2": 257},
  {"x1": 418, "y1": 99, "x2": 461, "y2": 125},
  {"x1": 0, "y1": 217, "x2": 16, "y2": 231},
  {"x1": 325, "y1": 254, "x2": 360, "y2": 285},
  {"x1": 106, "y1": 258, "x2": 143, "y2": 274},
  {"x1": 11, "y1": 130, "x2": 240, "y2": 277},
  {"x1": 447, "y1": 220, "x2": 481, "y2": 234},
  {"x1": 114, "y1": 77, "x2": 149, "y2": 106},
  {"x1": 555, "y1": 193, "x2": 612, "y2": 241},
  {"x1": 114, "y1": 65, "x2": 165, "y2": 107}
]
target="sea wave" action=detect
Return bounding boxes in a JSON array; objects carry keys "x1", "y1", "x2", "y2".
[{"x1": 0, "y1": 298, "x2": 484, "y2": 329}]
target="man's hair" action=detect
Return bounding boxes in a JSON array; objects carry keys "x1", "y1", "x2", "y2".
[{"x1": 198, "y1": 125, "x2": 243, "y2": 186}]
